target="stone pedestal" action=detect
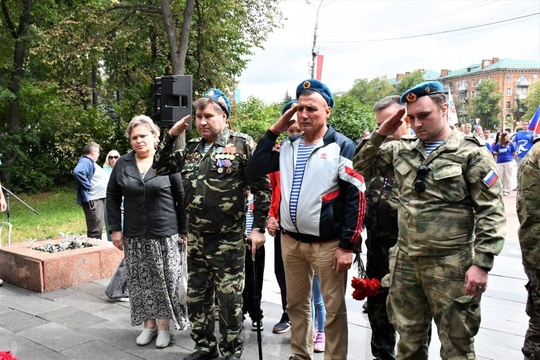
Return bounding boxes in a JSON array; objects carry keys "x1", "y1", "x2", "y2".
[{"x1": 0, "y1": 239, "x2": 123, "y2": 292}]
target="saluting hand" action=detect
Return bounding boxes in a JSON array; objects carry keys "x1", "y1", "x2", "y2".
[
  {"x1": 168, "y1": 115, "x2": 191, "y2": 137},
  {"x1": 269, "y1": 106, "x2": 298, "y2": 134},
  {"x1": 377, "y1": 108, "x2": 406, "y2": 137}
]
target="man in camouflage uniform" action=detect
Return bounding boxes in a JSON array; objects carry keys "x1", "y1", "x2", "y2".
[
  {"x1": 153, "y1": 88, "x2": 270, "y2": 360},
  {"x1": 354, "y1": 81, "x2": 506, "y2": 360},
  {"x1": 517, "y1": 137, "x2": 540, "y2": 360},
  {"x1": 363, "y1": 96, "x2": 408, "y2": 360}
]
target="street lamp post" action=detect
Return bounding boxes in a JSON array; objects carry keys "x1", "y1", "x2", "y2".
[{"x1": 306, "y1": 0, "x2": 324, "y2": 79}]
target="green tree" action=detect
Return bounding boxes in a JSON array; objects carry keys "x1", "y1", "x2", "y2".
[
  {"x1": 471, "y1": 79, "x2": 503, "y2": 130},
  {"x1": 330, "y1": 94, "x2": 376, "y2": 142},
  {"x1": 347, "y1": 77, "x2": 395, "y2": 106},
  {"x1": 524, "y1": 81, "x2": 540, "y2": 121},
  {"x1": 395, "y1": 70, "x2": 425, "y2": 94},
  {"x1": 232, "y1": 97, "x2": 280, "y2": 143},
  {"x1": 0, "y1": 0, "x2": 283, "y2": 192}
]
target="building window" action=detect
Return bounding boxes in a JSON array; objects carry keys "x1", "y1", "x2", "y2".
[
  {"x1": 472, "y1": 91, "x2": 476, "y2": 97},
  {"x1": 516, "y1": 87, "x2": 528, "y2": 96},
  {"x1": 533, "y1": 75, "x2": 538, "y2": 83},
  {"x1": 478, "y1": 78, "x2": 482, "y2": 85},
  {"x1": 506, "y1": 74, "x2": 512, "y2": 83},
  {"x1": 506, "y1": 88, "x2": 512, "y2": 96},
  {"x1": 506, "y1": 101, "x2": 511, "y2": 109},
  {"x1": 471, "y1": 79, "x2": 475, "y2": 87},
  {"x1": 518, "y1": 75, "x2": 527, "y2": 82}
]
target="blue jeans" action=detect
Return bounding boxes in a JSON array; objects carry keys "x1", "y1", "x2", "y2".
[{"x1": 311, "y1": 274, "x2": 326, "y2": 333}]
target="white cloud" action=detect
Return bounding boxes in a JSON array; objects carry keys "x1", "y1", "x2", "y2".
[{"x1": 236, "y1": 0, "x2": 540, "y2": 104}]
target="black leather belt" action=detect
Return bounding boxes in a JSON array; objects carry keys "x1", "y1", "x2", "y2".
[{"x1": 281, "y1": 229, "x2": 338, "y2": 243}]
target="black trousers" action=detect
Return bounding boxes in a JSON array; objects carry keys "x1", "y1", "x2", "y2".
[{"x1": 274, "y1": 231, "x2": 287, "y2": 311}]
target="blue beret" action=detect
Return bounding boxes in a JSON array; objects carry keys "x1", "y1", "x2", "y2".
[
  {"x1": 296, "y1": 79, "x2": 334, "y2": 108},
  {"x1": 400, "y1": 81, "x2": 445, "y2": 103},
  {"x1": 204, "y1": 88, "x2": 231, "y2": 118},
  {"x1": 282, "y1": 100, "x2": 298, "y2": 115}
]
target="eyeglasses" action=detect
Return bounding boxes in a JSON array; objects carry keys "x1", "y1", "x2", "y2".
[
  {"x1": 109, "y1": 156, "x2": 119, "y2": 159},
  {"x1": 414, "y1": 165, "x2": 428, "y2": 194}
]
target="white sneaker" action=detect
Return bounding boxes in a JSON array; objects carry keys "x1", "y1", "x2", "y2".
[{"x1": 156, "y1": 331, "x2": 170, "y2": 348}]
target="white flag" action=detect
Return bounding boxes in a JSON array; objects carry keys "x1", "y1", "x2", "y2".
[{"x1": 447, "y1": 91, "x2": 458, "y2": 126}]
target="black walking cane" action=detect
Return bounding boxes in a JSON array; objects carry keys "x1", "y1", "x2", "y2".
[{"x1": 248, "y1": 239, "x2": 264, "y2": 360}]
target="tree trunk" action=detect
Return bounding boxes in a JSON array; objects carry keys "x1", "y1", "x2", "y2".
[
  {"x1": 2, "y1": 0, "x2": 31, "y2": 133},
  {"x1": 159, "y1": 0, "x2": 195, "y2": 149}
]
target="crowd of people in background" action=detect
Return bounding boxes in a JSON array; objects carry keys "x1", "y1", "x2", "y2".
[{"x1": 59, "y1": 78, "x2": 539, "y2": 360}]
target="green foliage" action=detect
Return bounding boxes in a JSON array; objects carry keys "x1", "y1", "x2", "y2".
[
  {"x1": 329, "y1": 94, "x2": 376, "y2": 142},
  {"x1": 232, "y1": 97, "x2": 281, "y2": 143},
  {"x1": 347, "y1": 77, "x2": 395, "y2": 106},
  {"x1": 471, "y1": 79, "x2": 503, "y2": 130},
  {"x1": 0, "y1": 0, "x2": 282, "y2": 193},
  {"x1": 1, "y1": 80, "x2": 128, "y2": 192},
  {"x1": 395, "y1": 70, "x2": 426, "y2": 94},
  {"x1": 524, "y1": 81, "x2": 540, "y2": 120}
]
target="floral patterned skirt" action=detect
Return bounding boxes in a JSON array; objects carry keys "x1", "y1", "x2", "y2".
[{"x1": 123, "y1": 234, "x2": 189, "y2": 330}]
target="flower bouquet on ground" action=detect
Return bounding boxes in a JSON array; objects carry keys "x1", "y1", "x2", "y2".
[
  {"x1": 351, "y1": 254, "x2": 380, "y2": 301},
  {"x1": 0, "y1": 351, "x2": 19, "y2": 360}
]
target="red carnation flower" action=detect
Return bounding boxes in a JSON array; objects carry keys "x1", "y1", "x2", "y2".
[
  {"x1": 351, "y1": 276, "x2": 381, "y2": 301},
  {"x1": 0, "y1": 351, "x2": 19, "y2": 360}
]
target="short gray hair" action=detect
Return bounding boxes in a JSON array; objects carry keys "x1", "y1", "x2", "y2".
[
  {"x1": 373, "y1": 95, "x2": 403, "y2": 113},
  {"x1": 126, "y1": 115, "x2": 160, "y2": 139}
]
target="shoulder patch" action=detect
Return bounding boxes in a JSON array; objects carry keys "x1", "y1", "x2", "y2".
[
  {"x1": 401, "y1": 135, "x2": 417, "y2": 141},
  {"x1": 464, "y1": 134, "x2": 484, "y2": 146},
  {"x1": 187, "y1": 137, "x2": 202, "y2": 144},
  {"x1": 482, "y1": 169, "x2": 498, "y2": 188}
]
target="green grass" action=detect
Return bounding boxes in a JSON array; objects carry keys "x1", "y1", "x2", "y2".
[{"x1": 0, "y1": 187, "x2": 87, "y2": 244}]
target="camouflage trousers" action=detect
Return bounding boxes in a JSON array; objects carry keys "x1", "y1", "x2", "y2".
[
  {"x1": 387, "y1": 247, "x2": 480, "y2": 360},
  {"x1": 366, "y1": 232, "x2": 397, "y2": 360},
  {"x1": 187, "y1": 230, "x2": 245, "y2": 357},
  {"x1": 523, "y1": 267, "x2": 540, "y2": 360}
]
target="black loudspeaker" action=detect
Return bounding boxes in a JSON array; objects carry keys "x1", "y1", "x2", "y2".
[{"x1": 159, "y1": 75, "x2": 192, "y2": 129}]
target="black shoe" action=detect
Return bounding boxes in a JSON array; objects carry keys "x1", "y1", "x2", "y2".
[
  {"x1": 225, "y1": 355, "x2": 241, "y2": 360},
  {"x1": 183, "y1": 350, "x2": 219, "y2": 360},
  {"x1": 272, "y1": 312, "x2": 291, "y2": 334},
  {"x1": 251, "y1": 320, "x2": 264, "y2": 331}
]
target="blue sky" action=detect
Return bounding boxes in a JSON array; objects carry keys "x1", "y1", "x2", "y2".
[{"x1": 236, "y1": 0, "x2": 540, "y2": 104}]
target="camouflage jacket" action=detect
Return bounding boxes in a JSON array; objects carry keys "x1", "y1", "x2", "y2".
[
  {"x1": 517, "y1": 137, "x2": 540, "y2": 269},
  {"x1": 365, "y1": 175, "x2": 399, "y2": 248},
  {"x1": 154, "y1": 128, "x2": 270, "y2": 234},
  {"x1": 353, "y1": 130, "x2": 506, "y2": 270}
]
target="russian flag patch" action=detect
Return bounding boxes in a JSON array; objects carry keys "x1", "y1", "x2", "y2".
[{"x1": 482, "y1": 170, "x2": 498, "y2": 188}]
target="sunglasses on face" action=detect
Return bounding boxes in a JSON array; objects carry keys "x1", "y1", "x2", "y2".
[
  {"x1": 109, "y1": 156, "x2": 119, "y2": 159},
  {"x1": 414, "y1": 165, "x2": 428, "y2": 194}
]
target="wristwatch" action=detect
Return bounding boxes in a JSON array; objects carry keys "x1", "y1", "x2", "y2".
[{"x1": 252, "y1": 227, "x2": 266, "y2": 234}]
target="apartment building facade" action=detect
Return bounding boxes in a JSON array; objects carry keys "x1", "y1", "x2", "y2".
[
  {"x1": 392, "y1": 58, "x2": 540, "y2": 130},
  {"x1": 439, "y1": 58, "x2": 539, "y2": 130}
]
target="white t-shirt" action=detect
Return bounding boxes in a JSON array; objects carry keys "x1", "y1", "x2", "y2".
[{"x1": 88, "y1": 163, "x2": 109, "y2": 200}]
